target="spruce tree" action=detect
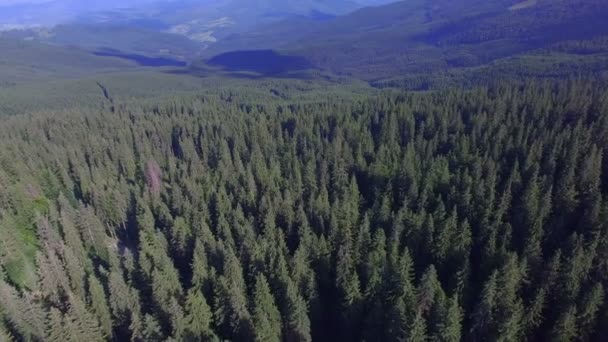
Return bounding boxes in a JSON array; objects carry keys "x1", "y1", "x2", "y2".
[
  {"x1": 183, "y1": 288, "x2": 215, "y2": 340},
  {"x1": 252, "y1": 274, "x2": 282, "y2": 342},
  {"x1": 88, "y1": 274, "x2": 113, "y2": 338}
]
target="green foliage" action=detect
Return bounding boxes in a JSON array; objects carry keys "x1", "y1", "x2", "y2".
[
  {"x1": 0, "y1": 80, "x2": 607, "y2": 341},
  {"x1": 251, "y1": 274, "x2": 282, "y2": 342},
  {"x1": 88, "y1": 274, "x2": 113, "y2": 339},
  {"x1": 183, "y1": 288, "x2": 215, "y2": 340}
]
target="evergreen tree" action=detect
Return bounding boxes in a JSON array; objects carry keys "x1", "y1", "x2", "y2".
[
  {"x1": 0, "y1": 279, "x2": 46, "y2": 340},
  {"x1": 251, "y1": 274, "x2": 282, "y2": 342},
  {"x1": 142, "y1": 314, "x2": 165, "y2": 342},
  {"x1": 436, "y1": 297, "x2": 462, "y2": 342},
  {"x1": 183, "y1": 288, "x2": 215, "y2": 340},
  {"x1": 283, "y1": 280, "x2": 312, "y2": 342},
  {"x1": 64, "y1": 296, "x2": 105, "y2": 341},
  {"x1": 46, "y1": 307, "x2": 68, "y2": 342},
  {"x1": 576, "y1": 283, "x2": 604, "y2": 340},
  {"x1": 88, "y1": 274, "x2": 113, "y2": 338},
  {"x1": 470, "y1": 272, "x2": 498, "y2": 340},
  {"x1": 406, "y1": 312, "x2": 428, "y2": 342},
  {"x1": 551, "y1": 306, "x2": 577, "y2": 342}
]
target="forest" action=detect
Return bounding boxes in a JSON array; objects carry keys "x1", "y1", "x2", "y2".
[{"x1": 1, "y1": 79, "x2": 607, "y2": 341}]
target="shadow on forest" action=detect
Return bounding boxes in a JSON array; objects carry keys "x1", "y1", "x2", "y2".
[
  {"x1": 166, "y1": 67, "x2": 316, "y2": 81},
  {"x1": 94, "y1": 49, "x2": 187, "y2": 67},
  {"x1": 204, "y1": 50, "x2": 314, "y2": 76}
]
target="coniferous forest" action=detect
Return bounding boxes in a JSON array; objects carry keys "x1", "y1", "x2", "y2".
[{"x1": 1, "y1": 80, "x2": 608, "y2": 341}]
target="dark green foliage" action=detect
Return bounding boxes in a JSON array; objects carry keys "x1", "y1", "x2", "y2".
[
  {"x1": 251, "y1": 274, "x2": 282, "y2": 342},
  {"x1": 183, "y1": 288, "x2": 215, "y2": 341},
  {"x1": 0, "y1": 80, "x2": 607, "y2": 342},
  {"x1": 88, "y1": 274, "x2": 113, "y2": 339}
]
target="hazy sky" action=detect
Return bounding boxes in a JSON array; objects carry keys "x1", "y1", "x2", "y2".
[
  {"x1": 0, "y1": 0, "x2": 49, "y2": 4},
  {"x1": 0, "y1": 0, "x2": 159, "y2": 26},
  {"x1": 0, "y1": 0, "x2": 394, "y2": 27},
  {"x1": 0, "y1": 0, "x2": 168, "y2": 6}
]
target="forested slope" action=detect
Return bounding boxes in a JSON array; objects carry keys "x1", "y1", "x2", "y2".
[
  {"x1": 206, "y1": 0, "x2": 608, "y2": 81},
  {"x1": 1, "y1": 81, "x2": 608, "y2": 341}
]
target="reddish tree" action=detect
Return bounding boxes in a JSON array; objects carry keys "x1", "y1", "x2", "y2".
[{"x1": 146, "y1": 160, "x2": 162, "y2": 195}]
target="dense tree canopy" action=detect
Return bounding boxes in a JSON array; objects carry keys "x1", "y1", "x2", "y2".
[{"x1": 0, "y1": 80, "x2": 607, "y2": 341}]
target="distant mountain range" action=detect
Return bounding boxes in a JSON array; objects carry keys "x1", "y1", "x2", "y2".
[
  {"x1": 1, "y1": 0, "x2": 607, "y2": 89},
  {"x1": 0, "y1": 0, "x2": 392, "y2": 29},
  {"x1": 0, "y1": 0, "x2": 397, "y2": 56},
  {"x1": 203, "y1": 0, "x2": 608, "y2": 82}
]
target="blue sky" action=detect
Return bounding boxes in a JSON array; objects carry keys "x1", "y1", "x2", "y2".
[
  {"x1": 0, "y1": 0, "x2": 395, "y2": 27},
  {"x1": 0, "y1": 0, "x2": 151, "y2": 26},
  {"x1": 0, "y1": 0, "x2": 169, "y2": 7},
  {"x1": 0, "y1": 0, "x2": 49, "y2": 4}
]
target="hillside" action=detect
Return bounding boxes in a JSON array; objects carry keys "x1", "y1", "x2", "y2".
[
  {"x1": 205, "y1": 0, "x2": 608, "y2": 81},
  {"x1": 0, "y1": 37, "x2": 141, "y2": 85}
]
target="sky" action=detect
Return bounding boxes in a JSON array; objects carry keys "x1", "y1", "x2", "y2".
[
  {"x1": 0, "y1": 0, "x2": 174, "y2": 9},
  {"x1": 0, "y1": 0, "x2": 49, "y2": 4},
  {"x1": 0, "y1": 0, "x2": 146, "y2": 4},
  {"x1": 0, "y1": 0, "x2": 395, "y2": 27},
  {"x1": 0, "y1": 0, "x2": 172, "y2": 26}
]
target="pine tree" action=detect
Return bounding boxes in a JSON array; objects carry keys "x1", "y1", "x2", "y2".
[
  {"x1": 36, "y1": 249, "x2": 70, "y2": 303},
  {"x1": 252, "y1": 274, "x2": 282, "y2": 342},
  {"x1": 191, "y1": 238, "x2": 210, "y2": 290},
  {"x1": 524, "y1": 288, "x2": 546, "y2": 333},
  {"x1": 406, "y1": 312, "x2": 428, "y2": 342},
  {"x1": 142, "y1": 314, "x2": 165, "y2": 341},
  {"x1": 183, "y1": 288, "x2": 215, "y2": 340},
  {"x1": 494, "y1": 254, "x2": 525, "y2": 341},
  {"x1": 212, "y1": 246, "x2": 254, "y2": 340},
  {"x1": 171, "y1": 216, "x2": 192, "y2": 259},
  {"x1": 283, "y1": 280, "x2": 312, "y2": 342},
  {"x1": 551, "y1": 306, "x2": 577, "y2": 342},
  {"x1": 470, "y1": 272, "x2": 498, "y2": 340},
  {"x1": 385, "y1": 247, "x2": 416, "y2": 341},
  {"x1": 436, "y1": 297, "x2": 462, "y2": 342},
  {"x1": 62, "y1": 246, "x2": 87, "y2": 301},
  {"x1": 46, "y1": 307, "x2": 68, "y2": 342},
  {"x1": 76, "y1": 205, "x2": 110, "y2": 261},
  {"x1": 108, "y1": 267, "x2": 142, "y2": 338},
  {"x1": 335, "y1": 245, "x2": 362, "y2": 340},
  {"x1": 64, "y1": 296, "x2": 105, "y2": 341},
  {"x1": 0, "y1": 279, "x2": 46, "y2": 340},
  {"x1": 417, "y1": 265, "x2": 444, "y2": 316},
  {"x1": 88, "y1": 274, "x2": 113, "y2": 339},
  {"x1": 576, "y1": 283, "x2": 604, "y2": 340}
]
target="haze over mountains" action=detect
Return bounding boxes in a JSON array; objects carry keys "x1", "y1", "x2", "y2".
[
  {"x1": 1, "y1": 0, "x2": 607, "y2": 89},
  {"x1": 0, "y1": 0, "x2": 393, "y2": 28},
  {"x1": 0, "y1": 0, "x2": 398, "y2": 59},
  {"x1": 208, "y1": 0, "x2": 608, "y2": 81}
]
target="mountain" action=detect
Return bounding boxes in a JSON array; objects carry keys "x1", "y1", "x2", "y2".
[
  {"x1": 0, "y1": 0, "x2": 375, "y2": 59},
  {"x1": 0, "y1": 37, "x2": 139, "y2": 85},
  {"x1": 73, "y1": 0, "x2": 362, "y2": 45},
  {"x1": 204, "y1": 0, "x2": 608, "y2": 82},
  {"x1": 0, "y1": 0, "x2": 366, "y2": 44}
]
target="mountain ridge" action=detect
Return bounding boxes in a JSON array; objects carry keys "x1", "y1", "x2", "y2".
[{"x1": 203, "y1": 0, "x2": 608, "y2": 81}]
